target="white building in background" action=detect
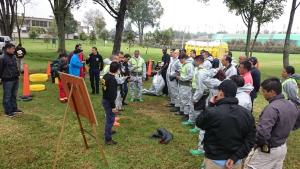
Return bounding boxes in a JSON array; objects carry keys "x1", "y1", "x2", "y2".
[{"x1": 12, "y1": 16, "x2": 84, "y2": 40}]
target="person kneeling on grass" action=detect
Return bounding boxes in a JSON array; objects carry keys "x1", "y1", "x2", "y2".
[
  {"x1": 102, "y1": 61, "x2": 119, "y2": 145},
  {"x1": 196, "y1": 80, "x2": 256, "y2": 169}
]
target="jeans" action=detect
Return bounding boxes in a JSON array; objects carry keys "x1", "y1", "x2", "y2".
[
  {"x1": 89, "y1": 69, "x2": 100, "y2": 93},
  {"x1": 161, "y1": 70, "x2": 168, "y2": 95},
  {"x1": 102, "y1": 99, "x2": 115, "y2": 142},
  {"x1": 2, "y1": 79, "x2": 19, "y2": 114}
]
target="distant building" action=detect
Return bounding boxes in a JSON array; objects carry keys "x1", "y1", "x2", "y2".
[{"x1": 12, "y1": 16, "x2": 84, "y2": 40}]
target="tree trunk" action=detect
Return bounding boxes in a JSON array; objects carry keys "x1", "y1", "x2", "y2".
[
  {"x1": 138, "y1": 23, "x2": 144, "y2": 45},
  {"x1": 245, "y1": 0, "x2": 256, "y2": 57},
  {"x1": 112, "y1": 0, "x2": 128, "y2": 54},
  {"x1": 0, "y1": 0, "x2": 16, "y2": 38},
  {"x1": 250, "y1": 21, "x2": 261, "y2": 57},
  {"x1": 57, "y1": 18, "x2": 66, "y2": 53},
  {"x1": 283, "y1": 0, "x2": 297, "y2": 67}
]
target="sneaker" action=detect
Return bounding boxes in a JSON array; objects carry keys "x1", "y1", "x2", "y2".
[
  {"x1": 5, "y1": 112, "x2": 16, "y2": 118},
  {"x1": 13, "y1": 109, "x2": 23, "y2": 114},
  {"x1": 170, "y1": 107, "x2": 180, "y2": 112},
  {"x1": 182, "y1": 120, "x2": 194, "y2": 126},
  {"x1": 190, "y1": 149, "x2": 204, "y2": 156},
  {"x1": 105, "y1": 140, "x2": 118, "y2": 145},
  {"x1": 129, "y1": 98, "x2": 135, "y2": 102},
  {"x1": 189, "y1": 127, "x2": 200, "y2": 133}
]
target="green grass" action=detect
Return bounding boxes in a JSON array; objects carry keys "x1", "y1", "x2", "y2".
[{"x1": 0, "y1": 39, "x2": 299, "y2": 169}]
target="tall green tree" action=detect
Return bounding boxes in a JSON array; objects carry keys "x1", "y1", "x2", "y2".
[
  {"x1": 283, "y1": 0, "x2": 300, "y2": 67},
  {"x1": 48, "y1": 0, "x2": 82, "y2": 53},
  {"x1": 93, "y1": 0, "x2": 128, "y2": 54},
  {"x1": 65, "y1": 10, "x2": 78, "y2": 38},
  {"x1": 250, "y1": 0, "x2": 285, "y2": 57},
  {"x1": 0, "y1": 0, "x2": 17, "y2": 38},
  {"x1": 224, "y1": 0, "x2": 257, "y2": 57},
  {"x1": 128, "y1": 0, "x2": 163, "y2": 45},
  {"x1": 83, "y1": 9, "x2": 106, "y2": 36},
  {"x1": 15, "y1": 0, "x2": 31, "y2": 44}
]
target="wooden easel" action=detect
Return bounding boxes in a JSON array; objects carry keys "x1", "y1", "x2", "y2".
[{"x1": 52, "y1": 76, "x2": 108, "y2": 169}]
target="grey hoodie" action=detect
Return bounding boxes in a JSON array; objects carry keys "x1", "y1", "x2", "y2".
[{"x1": 236, "y1": 84, "x2": 253, "y2": 111}]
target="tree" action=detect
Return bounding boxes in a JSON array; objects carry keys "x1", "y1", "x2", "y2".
[
  {"x1": 283, "y1": 0, "x2": 300, "y2": 67},
  {"x1": 89, "y1": 30, "x2": 97, "y2": 44},
  {"x1": 128, "y1": 0, "x2": 163, "y2": 45},
  {"x1": 48, "y1": 0, "x2": 82, "y2": 53},
  {"x1": 83, "y1": 9, "x2": 106, "y2": 36},
  {"x1": 225, "y1": 0, "x2": 257, "y2": 57},
  {"x1": 160, "y1": 28, "x2": 174, "y2": 46},
  {"x1": 65, "y1": 10, "x2": 78, "y2": 38},
  {"x1": 28, "y1": 27, "x2": 45, "y2": 40},
  {"x1": 93, "y1": 0, "x2": 128, "y2": 54},
  {"x1": 79, "y1": 32, "x2": 88, "y2": 41},
  {"x1": 15, "y1": 0, "x2": 31, "y2": 45},
  {"x1": 99, "y1": 29, "x2": 109, "y2": 46},
  {"x1": 0, "y1": 0, "x2": 17, "y2": 37},
  {"x1": 250, "y1": 0, "x2": 285, "y2": 57},
  {"x1": 123, "y1": 29, "x2": 135, "y2": 52},
  {"x1": 144, "y1": 32, "x2": 155, "y2": 54}
]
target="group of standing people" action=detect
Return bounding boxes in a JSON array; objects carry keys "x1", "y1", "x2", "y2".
[{"x1": 161, "y1": 48, "x2": 300, "y2": 169}]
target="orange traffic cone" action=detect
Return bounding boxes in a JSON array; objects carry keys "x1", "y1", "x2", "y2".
[
  {"x1": 147, "y1": 60, "x2": 153, "y2": 77},
  {"x1": 46, "y1": 62, "x2": 51, "y2": 76},
  {"x1": 19, "y1": 64, "x2": 32, "y2": 101}
]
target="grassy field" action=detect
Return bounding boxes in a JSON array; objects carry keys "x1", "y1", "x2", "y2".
[{"x1": 0, "y1": 39, "x2": 299, "y2": 169}]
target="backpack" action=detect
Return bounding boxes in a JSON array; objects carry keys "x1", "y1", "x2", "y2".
[{"x1": 50, "y1": 59, "x2": 60, "y2": 78}]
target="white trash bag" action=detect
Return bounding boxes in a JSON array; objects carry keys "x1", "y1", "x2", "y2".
[{"x1": 142, "y1": 73, "x2": 165, "y2": 96}]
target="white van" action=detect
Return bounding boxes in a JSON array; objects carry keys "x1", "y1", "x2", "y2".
[{"x1": 0, "y1": 36, "x2": 14, "y2": 54}]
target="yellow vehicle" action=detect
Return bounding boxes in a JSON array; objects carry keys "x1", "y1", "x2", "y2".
[{"x1": 185, "y1": 41, "x2": 229, "y2": 58}]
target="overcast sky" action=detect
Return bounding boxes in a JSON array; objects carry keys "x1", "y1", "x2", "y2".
[{"x1": 26, "y1": 0, "x2": 300, "y2": 33}]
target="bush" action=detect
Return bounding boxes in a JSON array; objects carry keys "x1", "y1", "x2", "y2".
[{"x1": 79, "y1": 32, "x2": 88, "y2": 41}]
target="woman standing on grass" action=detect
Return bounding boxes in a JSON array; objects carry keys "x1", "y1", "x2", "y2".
[{"x1": 69, "y1": 49, "x2": 84, "y2": 77}]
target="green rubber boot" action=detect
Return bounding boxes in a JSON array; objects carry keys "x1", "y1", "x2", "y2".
[
  {"x1": 182, "y1": 120, "x2": 194, "y2": 126},
  {"x1": 137, "y1": 98, "x2": 144, "y2": 102},
  {"x1": 190, "y1": 149, "x2": 204, "y2": 156},
  {"x1": 189, "y1": 127, "x2": 200, "y2": 134}
]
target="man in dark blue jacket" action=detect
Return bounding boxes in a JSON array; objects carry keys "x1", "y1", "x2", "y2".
[
  {"x1": 86, "y1": 47, "x2": 103, "y2": 94},
  {"x1": 196, "y1": 80, "x2": 256, "y2": 169},
  {"x1": 0, "y1": 43, "x2": 23, "y2": 118}
]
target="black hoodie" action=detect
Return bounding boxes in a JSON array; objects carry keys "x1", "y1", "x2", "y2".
[{"x1": 196, "y1": 97, "x2": 256, "y2": 163}]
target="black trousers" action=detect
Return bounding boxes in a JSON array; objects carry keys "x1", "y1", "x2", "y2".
[
  {"x1": 161, "y1": 70, "x2": 168, "y2": 95},
  {"x1": 89, "y1": 69, "x2": 100, "y2": 93}
]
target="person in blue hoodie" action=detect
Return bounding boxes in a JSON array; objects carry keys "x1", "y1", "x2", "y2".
[{"x1": 69, "y1": 49, "x2": 84, "y2": 77}]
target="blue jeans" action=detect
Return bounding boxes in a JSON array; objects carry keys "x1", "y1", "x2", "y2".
[
  {"x1": 102, "y1": 99, "x2": 115, "y2": 142},
  {"x1": 2, "y1": 80, "x2": 19, "y2": 114}
]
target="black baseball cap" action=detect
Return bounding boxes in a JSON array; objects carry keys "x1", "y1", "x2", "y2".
[{"x1": 218, "y1": 80, "x2": 237, "y2": 97}]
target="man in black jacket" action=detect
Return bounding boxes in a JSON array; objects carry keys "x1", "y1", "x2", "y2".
[
  {"x1": 101, "y1": 62, "x2": 119, "y2": 145},
  {"x1": 249, "y1": 57, "x2": 261, "y2": 108},
  {"x1": 161, "y1": 48, "x2": 170, "y2": 96},
  {"x1": 196, "y1": 80, "x2": 256, "y2": 169},
  {"x1": 86, "y1": 47, "x2": 103, "y2": 94},
  {"x1": 0, "y1": 43, "x2": 23, "y2": 118},
  {"x1": 15, "y1": 43, "x2": 27, "y2": 73}
]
